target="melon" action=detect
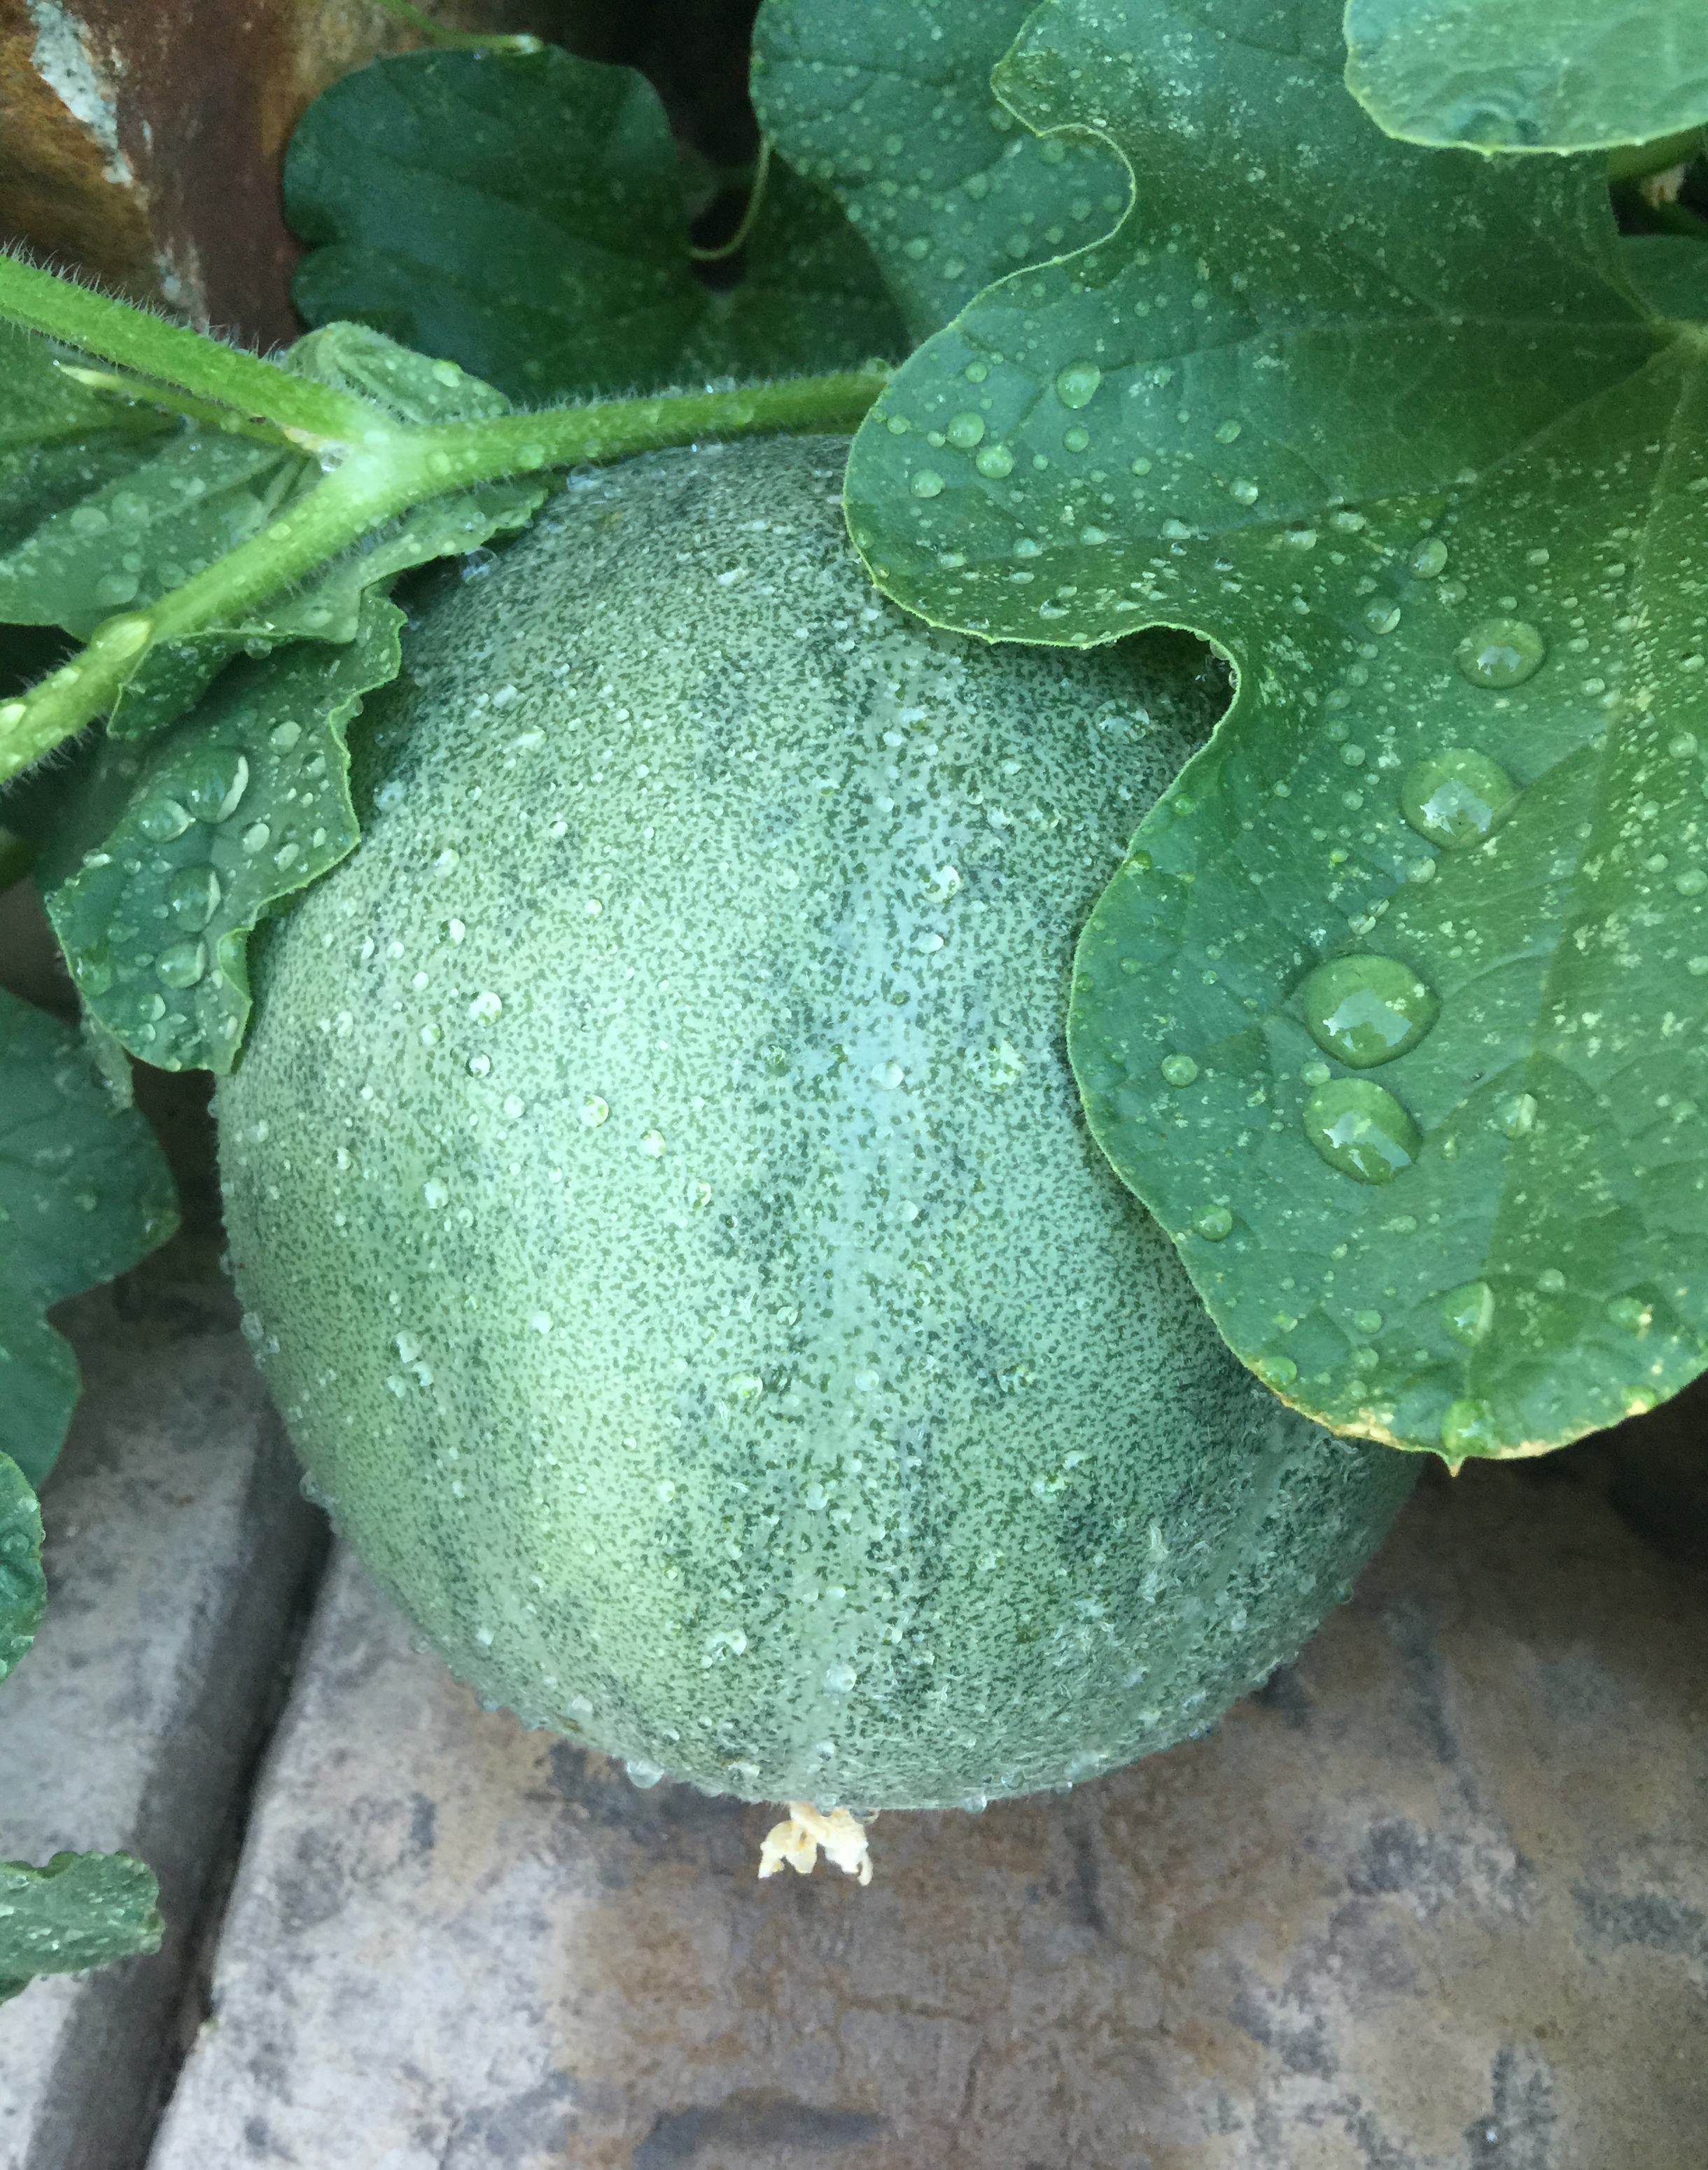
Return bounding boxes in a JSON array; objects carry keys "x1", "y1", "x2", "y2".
[{"x1": 216, "y1": 435, "x2": 1415, "y2": 1812}]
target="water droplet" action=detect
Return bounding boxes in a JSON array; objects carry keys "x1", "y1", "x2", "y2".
[
  {"x1": 1455, "y1": 618, "x2": 1545, "y2": 689},
  {"x1": 166, "y1": 863, "x2": 221, "y2": 930},
  {"x1": 1676, "y1": 868, "x2": 1707, "y2": 896},
  {"x1": 1191, "y1": 1203, "x2": 1233, "y2": 1241},
  {"x1": 624, "y1": 1758, "x2": 665, "y2": 1788},
  {"x1": 1062, "y1": 425, "x2": 1091, "y2": 452},
  {"x1": 1055, "y1": 361, "x2": 1101, "y2": 409},
  {"x1": 529, "y1": 1310, "x2": 552, "y2": 1334},
  {"x1": 1301, "y1": 1060, "x2": 1332, "y2": 1086},
  {"x1": 1536, "y1": 1266, "x2": 1567, "y2": 1295},
  {"x1": 94, "y1": 570, "x2": 139, "y2": 608},
  {"x1": 825, "y1": 1659, "x2": 858, "y2": 1693},
  {"x1": 241, "y1": 821, "x2": 271, "y2": 855},
  {"x1": 974, "y1": 443, "x2": 1015, "y2": 479},
  {"x1": 946, "y1": 412, "x2": 986, "y2": 449},
  {"x1": 424, "y1": 1179, "x2": 449, "y2": 1209},
  {"x1": 1300, "y1": 954, "x2": 1439, "y2": 1068},
  {"x1": 1364, "y1": 601, "x2": 1401, "y2": 636},
  {"x1": 1497, "y1": 1092, "x2": 1538, "y2": 1139},
  {"x1": 639, "y1": 1129, "x2": 666, "y2": 1157},
  {"x1": 1303, "y1": 1079, "x2": 1422, "y2": 1184},
  {"x1": 1228, "y1": 477, "x2": 1259, "y2": 505},
  {"x1": 182, "y1": 749, "x2": 249, "y2": 823},
  {"x1": 468, "y1": 990, "x2": 503, "y2": 1023},
  {"x1": 1399, "y1": 748, "x2": 1518, "y2": 848},
  {"x1": 155, "y1": 938, "x2": 206, "y2": 989},
  {"x1": 1161, "y1": 1053, "x2": 1198, "y2": 1086},
  {"x1": 1408, "y1": 536, "x2": 1448, "y2": 579},
  {"x1": 1606, "y1": 1295, "x2": 1647, "y2": 1331},
  {"x1": 270, "y1": 720, "x2": 302, "y2": 753},
  {"x1": 1213, "y1": 419, "x2": 1242, "y2": 444},
  {"x1": 911, "y1": 468, "x2": 945, "y2": 498},
  {"x1": 1441, "y1": 1281, "x2": 1494, "y2": 1345},
  {"x1": 1256, "y1": 1353, "x2": 1298, "y2": 1388},
  {"x1": 92, "y1": 612, "x2": 153, "y2": 657},
  {"x1": 870, "y1": 1059, "x2": 905, "y2": 1089},
  {"x1": 136, "y1": 797, "x2": 192, "y2": 843},
  {"x1": 1439, "y1": 1398, "x2": 1496, "y2": 1457},
  {"x1": 466, "y1": 1052, "x2": 491, "y2": 1077},
  {"x1": 1352, "y1": 1308, "x2": 1382, "y2": 1335},
  {"x1": 580, "y1": 1096, "x2": 609, "y2": 1128},
  {"x1": 1130, "y1": 456, "x2": 1152, "y2": 476}
]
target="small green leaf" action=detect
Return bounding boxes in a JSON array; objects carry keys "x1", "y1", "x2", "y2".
[
  {"x1": 285, "y1": 47, "x2": 904, "y2": 402},
  {"x1": 752, "y1": 0, "x2": 1128, "y2": 342},
  {"x1": 0, "y1": 1451, "x2": 45, "y2": 1686},
  {"x1": 0, "y1": 1851, "x2": 162, "y2": 2004},
  {"x1": 0, "y1": 987, "x2": 178, "y2": 1487},
  {"x1": 38, "y1": 592, "x2": 403, "y2": 1075},
  {"x1": 0, "y1": 322, "x2": 174, "y2": 560},
  {"x1": 1344, "y1": 0, "x2": 1708, "y2": 155},
  {"x1": 0, "y1": 428, "x2": 314, "y2": 638}
]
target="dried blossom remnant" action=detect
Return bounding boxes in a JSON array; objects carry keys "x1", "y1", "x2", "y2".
[{"x1": 758, "y1": 1803, "x2": 873, "y2": 1886}]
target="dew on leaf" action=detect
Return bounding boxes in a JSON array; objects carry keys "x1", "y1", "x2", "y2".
[
  {"x1": 1408, "y1": 536, "x2": 1448, "y2": 579},
  {"x1": 1303, "y1": 1078, "x2": 1422, "y2": 1184},
  {"x1": 1436, "y1": 578, "x2": 1468, "y2": 605},
  {"x1": 1055, "y1": 360, "x2": 1102, "y2": 409},
  {"x1": 1256, "y1": 1353, "x2": 1298, "y2": 1388},
  {"x1": 1441, "y1": 1280, "x2": 1494, "y2": 1345},
  {"x1": 911, "y1": 469, "x2": 945, "y2": 498},
  {"x1": 1299, "y1": 954, "x2": 1439, "y2": 1068},
  {"x1": 945, "y1": 412, "x2": 986, "y2": 449},
  {"x1": 1213, "y1": 419, "x2": 1242, "y2": 443},
  {"x1": 1352, "y1": 1308, "x2": 1382, "y2": 1335},
  {"x1": 1534, "y1": 1266, "x2": 1567, "y2": 1298},
  {"x1": 1439, "y1": 1397, "x2": 1497, "y2": 1457},
  {"x1": 94, "y1": 572, "x2": 140, "y2": 608},
  {"x1": 1063, "y1": 426, "x2": 1091, "y2": 452},
  {"x1": 975, "y1": 444, "x2": 1015, "y2": 479},
  {"x1": 1455, "y1": 617, "x2": 1545, "y2": 689},
  {"x1": 1606, "y1": 1295, "x2": 1648, "y2": 1331},
  {"x1": 1161, "y1": 1054, "x2": 1198, "y2": 1086},
  {"x1": 183, "y1": 749, "x2": 249, "y2": 823},
  {"x1": 1676, "y1": 868, "x2": 1707, "y2": 896},
  {"x1": 1228, "y1": 478, "x2": 1259, "y2": 505},
  {"x1": 1191, "y1": 1203, "x2": 1233, "y2": 1241},
  {"x1": 136, "y1": 798, "x2": 192, "y2": 844},
  {"x1": 155, "y1": 939, "x2": 206, "y2": 990},
  {"x1": 1399, "y1": 748, "x2": 1518, "y2": 848},
  {"x1": 1498, "y1": 1092, "x2": 1538, "y2": 1138},
  {"x1": 1364, "y1": 601, "x2": 1401, "y2": 636},
  {"x1": 241, "y1": 822, "x2": 271, "y2": 855}
]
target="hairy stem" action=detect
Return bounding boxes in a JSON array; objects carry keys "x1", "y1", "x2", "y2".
[
  {"x1": 0, "y1": 364, "x2": 890, "y2": 784},
  {"x1": 0, "y1": 255, "x2": 375, "y2": 444}
]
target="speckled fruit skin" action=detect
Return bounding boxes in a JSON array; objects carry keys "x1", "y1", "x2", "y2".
[{"x1": 217, "y1": 437, "x2": 1415, "y2": 1812}]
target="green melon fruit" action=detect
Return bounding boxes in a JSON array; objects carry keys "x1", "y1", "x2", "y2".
[{"x1": 216, "y1": 435, "x2": 1415, "y2": 1812}]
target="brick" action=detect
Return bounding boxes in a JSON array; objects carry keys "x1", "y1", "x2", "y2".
[
  {"x1": 0, "y1": 1242, "x2": 325, "y2": 2170},
  {"x1": 149, "y1": 1450, "x2": 1708, "y2": 2169}
]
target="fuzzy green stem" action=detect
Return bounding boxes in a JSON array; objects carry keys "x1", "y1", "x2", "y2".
[
  {"x1": 0, "y1": 365, "x2": 889, "y2": 784},
  {"x1": 55, "y1": 364, "x2": 304, "y2": 449},
  {"x1": 0, "y1": 255, "x2": 376, "y2": 443}
]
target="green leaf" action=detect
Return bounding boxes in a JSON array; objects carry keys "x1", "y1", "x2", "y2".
[
  {"x1": 751, "y1": 0, "x2": 1129, "y2": 343},
  {"x1": 38, "y1": 592, "x2": 404, "y2": 1075},
  {"x1": 285, "y1": 47, "x2": 906, "y2": 402},
  {"x1": 0, "y1": 1851, "x2": 162, "y2": 2005},
  {"x1": 1623, "y1": 234, "x2": 1708, "y2": 320},
  {"x1": 841, "y1": 0, "x2": 1708, "y2": 1458},
  {"x1": 0, "y1": 1450, "x2": 45, "y2": 1686},
  {"x1": 0, "y1": 322, "x2": 174, "y2": 561},
  {"x1": 1344, "y1": 0, "x2": 1708, "y2": 155},
  {"x1": 0, "y1": 987, "x2": 178, "y2": 1488}
]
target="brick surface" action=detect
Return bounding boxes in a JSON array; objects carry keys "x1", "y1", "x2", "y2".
[
  {"x1": 0, "y1": 1242, "x2": 326, "y2": 2170},
  {"x1": 148, "y1": 1448, "x2": 1707, "y2": 2170}
]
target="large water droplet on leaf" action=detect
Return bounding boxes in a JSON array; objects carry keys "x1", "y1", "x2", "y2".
[
  {"x1": 1191, "y1": 1203, "x2": 1233, "y2": 1241},
  {"x1": 1408, "y1": 536, "x2": 1448, "y2": 579},
  {"x1": 1302, "y1": 1078, "x2": 1422, "y2": 1184},
  {"x1": 183, "y1": 749, "x2": 249, "y2": 824},
  {"x1": 1054, "y1": 360, "x2": 1102, "y2": 410},
  {"x1": 1399, "y1": 748, "x2": 1518, "y2": 848},
  {"x1": 136, "y1": 798, "x2": 192, "y2": 844},
  {"x1": 1299, "y1": 954, "x2": 1439, "y2": 1068},
  {"x1": 946, "y1": 412, "x2": 986, "y2": 449},
  {"x1": 1161, "y1": 1054, "x2": 1198, "y2": 1086},
  {"x1": 1441, "y1": 1280, "x2": 1494, "y2": 1345},
  {"x1": 1455, "y1": 618, "x2": 1545, "y2": 689},
  {"x1": 974, "y1": 444, "x2": 1014, "y2": 479},
  {"x1": 155, "y1": 939, "x2": 206, "y2": 989}
]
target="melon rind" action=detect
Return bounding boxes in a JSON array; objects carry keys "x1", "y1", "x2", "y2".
[{"x1": 217, "y1": 437, "x2": 1415, "y2": 1811}]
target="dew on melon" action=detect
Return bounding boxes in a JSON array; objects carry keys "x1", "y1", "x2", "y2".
[{"x1": 216, "y1": 436, "x2": 1415, "y2": 1813}]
